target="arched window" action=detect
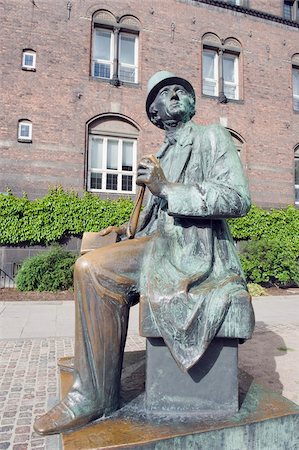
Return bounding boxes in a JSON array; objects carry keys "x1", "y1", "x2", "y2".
[
  {"x1": 18, "y1": 119, "x2": 32, "y2": 142},
  {"x1": 202, "y1": 34, "x2": 242, "y2": 101},
  {"x1": 292, "y1": 54, "x2": 299, "y2": 111},
  {"x1": 295, "y1": 145, "x2": 299, "y2": 204},
  {"x1": 87, "y1": 115, "x2": 139, "y2": 194},
  {"x1": 91, "y1": 10, "x2": 140, "y2": 85},
  {"x1": 22, "y1": 49, "x2": 36, "y2": 70},
  {"x1": 227, "y1": 129, "x2": 244, "y2": 154}
]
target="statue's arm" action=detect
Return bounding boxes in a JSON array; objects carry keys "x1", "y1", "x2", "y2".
[{"x1": 165, "y1": 125, "x2": 251, "y2": 219}]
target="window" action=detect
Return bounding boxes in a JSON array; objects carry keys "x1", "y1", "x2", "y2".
[
  {"x1": 283, "y1": 1, "x2": 299, "y2": 21},
  {"x1": 293, "y1": 66, "x2": 299, "y2": 111},
  {"x1": 87, "y1": 116, "x2": 139, "y2": 194},
  {"x1": 92, "y1": 11, "x2": 139, "y2": 85},
  {"x1": 221, "y1": 0, "x2": 249, "y2": 6},
  {"x1": 22, "y1": 50, "x2": 36, "y2": 70},
  {"x1": 202, "y1": 34, "x2": 241, "y2": 101},
  {"x1": 295, "y1": 147, "x2": 299, "y2": 204},
  {"x1": 18, "y1": 120, "x2": 32, "y2": 142}
]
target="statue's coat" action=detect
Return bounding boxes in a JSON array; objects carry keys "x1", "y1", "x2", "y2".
[{"x1": 137, "y1": 122, "x2": 252, "y2": 371}]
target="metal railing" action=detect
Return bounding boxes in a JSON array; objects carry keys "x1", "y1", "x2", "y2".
[
  {"x1": 0, "y1": 263, "x2": 21, "y2": 288},
  {"x1": 0, "y1": 268, "x2": 16, "y2": 288}
]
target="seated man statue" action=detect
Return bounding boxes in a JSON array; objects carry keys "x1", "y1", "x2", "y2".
[{"x1": 34, "y1": 71, "x2": 254, "y2": 435}]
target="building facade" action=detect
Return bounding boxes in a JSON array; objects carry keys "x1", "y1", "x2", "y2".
[{"x1": 1, "y1": 0, "x2": 299, "y2": 208}]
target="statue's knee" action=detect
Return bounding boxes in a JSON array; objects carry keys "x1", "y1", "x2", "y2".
[{"x1": 74, "y1": 255, "x2": 91, "y2": 275}]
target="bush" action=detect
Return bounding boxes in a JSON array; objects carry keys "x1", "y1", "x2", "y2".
[
  {"x1": 240, "y1": 237, "x2": 299, "y2": 287},
  {"x1": 0, "y1": 188, "x2": 134, "y2": 245},
  {"x1": 16, "y1": 247, "x2": 77, "y2": 292},
  {"x1": 247, "y1": 283, "x2": 267, "y2": 297}
]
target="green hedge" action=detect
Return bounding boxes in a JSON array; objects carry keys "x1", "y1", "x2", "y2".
[
  {"x1": 0, "y1": 188, "x2": 134, "y2": 245},
  {"x1": 1, "y1": 189, "x2": 299, "y2": 287}
]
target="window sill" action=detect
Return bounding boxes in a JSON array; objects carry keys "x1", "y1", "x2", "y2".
[
  {"x1": 89, "y1": 76, "x2": 141, "y2": 88},
  {"x1": 201, "y1": 94, "x2": 244, "y2": 104},
  {"x1": 21, "y1": 67, "x2": 36, "y2": 72},
  {"x1": 293, "y1": 109, "x2": 299, "y2": 114},
  {"x1": 18, "y1": 138, "x2": 32, "y2": 143}
]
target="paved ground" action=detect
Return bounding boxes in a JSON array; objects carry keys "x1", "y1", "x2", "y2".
[{"x1": 0, "y1": 296, "x2": 298, "y2": 449}]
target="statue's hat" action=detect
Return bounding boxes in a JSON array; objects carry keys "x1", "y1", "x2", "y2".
[{"x1": 146, "y1": 71, "x2": 195, "y2": 120}]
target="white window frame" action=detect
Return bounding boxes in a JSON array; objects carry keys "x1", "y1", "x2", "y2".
[
  {"x1": 202, "y1": 49, "x2": 219, "y2": 97},
  {"x1": 22, "y1": 50, "x2": 36, "y2": 70},
  {"x1": 18, "y1": 121, "x2": 32, "y2": 142},
  {"x1": 88, "y1": 135, "x2": 137, "y2": 194},
  {"x1": 92, "y1": 28, "x2": 114, "y2": 79},
  {"x1": 223, "y1": 53, "x2": 239, "y2": 100},
  {"x1": 202, "y1": 47, "x2": 239, "y2": 100},
  {"x1": 118, "y1": 32, "x2": 138, "y2": 83},
  {"x1": 292, "y1": 66, "x2": 299, "y2": 111}
]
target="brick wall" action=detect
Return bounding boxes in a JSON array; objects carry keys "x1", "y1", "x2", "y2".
[{"x1": 1, "y1": 0, "x2": 299, "y2": 207}]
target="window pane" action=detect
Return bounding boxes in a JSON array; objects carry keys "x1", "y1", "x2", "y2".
[
  {"x1": 107, "y1": 140, "x2": 118, "y2": 169},
  {"x1": 119, "y1": 66, "x2": 136, "y2": 83},
  {"x1": 90, "y1": 138, "x2": 103, "y2": 169},
  {"x1": 203, "y1": 80, "x2": 217, "y2": 96},
  {"x1": 119, "y1": 35, "x2": 135, "y2": 65},
  {"x1": 203, "y1": 51, "x2": 216, "y2": 79},
  {"x1": 224, "y1": 84, "x2": 237, "y2": 99},
  {"x1": 90, "y1": 173, "x2": 102, "y2": 190},
  {"x1": 94, "y1": 30, "x2": 111, "y2": 61},
  {"x1": 24, "y1": 54, "x2": 34, "y2": 66},
  {"x1": 295, "y1": 158, "x2": 299, "y2": 184},
  {"x1": 20, "y1": 125, "x2": 30, "y2": 137},
  {"x1": 94, "y1": 62, "x2": 111, "y2": 78},
  {"x1": 122, "y1": 141, "x2": 133, "y2": 171},
  {"x1": 106, "y1": 174, "x2": 118, "y2": 190},
  {"x1": 293, "y1": 68, "x2": 299, "y2": 95},
  {"x1": 223, "y1": 56, "x2": 236, "y2": 83},
  {"x1": 284, "y1": 1, "x2": 293, "y2": 19},
  {"x1": 122, "y1": 175, "x2": 133, "y2": 191}
]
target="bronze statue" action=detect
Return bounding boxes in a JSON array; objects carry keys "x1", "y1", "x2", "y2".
[{"x1": 34, "y1": 71, "x2": 254, "y2": 435}]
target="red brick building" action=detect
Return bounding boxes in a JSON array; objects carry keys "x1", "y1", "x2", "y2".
[{"x1": 2, "y1": 0, "x2": 299, "y2": 208}]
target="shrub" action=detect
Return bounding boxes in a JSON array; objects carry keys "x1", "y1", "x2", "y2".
[
  {"x1": 16, "y1": 247, "x2": 77, "y2": 292},
  {"x1": 240, "y1": 237, "x2": 299, "y2": 287},
  {"x1": 247, "y1": 283, "x2": 268, "y2": 297},
  {"x1": 0, "y1": 188, "x2": 134, "y2": 245}
]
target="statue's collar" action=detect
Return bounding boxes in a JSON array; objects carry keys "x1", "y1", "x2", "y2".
[{"x1": 164, "y1": 121, "x2": 191, "y2": 146}]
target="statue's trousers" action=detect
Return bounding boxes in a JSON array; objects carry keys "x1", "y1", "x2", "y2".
[{"x1": 71, "y1": 236, "x2": 150, "y2": 415}]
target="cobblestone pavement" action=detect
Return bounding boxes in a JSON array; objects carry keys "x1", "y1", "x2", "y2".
[{"x1": 0, "y1": 336, "x2": 146, "y2": 450}]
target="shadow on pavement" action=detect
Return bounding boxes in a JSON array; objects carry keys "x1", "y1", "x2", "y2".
[{"x1": 239, "y1": 321, "x2": 285, "y2": 396}]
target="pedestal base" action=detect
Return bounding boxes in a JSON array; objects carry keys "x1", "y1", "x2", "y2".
[
  {"x1": 146, "y1": 337, "x2": 238, "y2": 415},
  {"x1": 59, "y1": 351, "x2": 299, "y2": 450}
]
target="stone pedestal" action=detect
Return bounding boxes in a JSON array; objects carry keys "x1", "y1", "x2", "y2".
[
  {"x1": 145, "y1": 337, "x2": 238, "y2": 416},
  {"x1": 59, "y1": 351, "x2": 299, "y2": 450}
]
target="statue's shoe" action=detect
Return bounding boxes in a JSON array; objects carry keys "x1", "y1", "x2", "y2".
[{"x1": 33, "y1": 400, "x2": 102, "y2": 435}]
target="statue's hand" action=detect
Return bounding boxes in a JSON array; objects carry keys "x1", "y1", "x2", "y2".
[
  {"x1": 99, "y1": 224, "x2": 127, "y2": 237},
  {"x1": 136, "y1": 156, "x2": 169, "y2": 198}
]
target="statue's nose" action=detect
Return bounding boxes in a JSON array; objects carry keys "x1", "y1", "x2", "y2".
[{"x1": 170, "y1": 90, "x2": 179, "y2": 100}]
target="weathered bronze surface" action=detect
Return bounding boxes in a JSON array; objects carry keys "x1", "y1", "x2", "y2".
[
  {"x1": 34, "y1": 71, "x2": 255, "y2": 435},
  {"x1": 61, "y1": 353, "x2": 299, "y2": 450}
]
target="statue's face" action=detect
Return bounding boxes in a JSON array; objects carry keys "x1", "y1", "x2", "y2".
[{"x1": 153, "y1": 84, "x2": 193, "y2": 124}]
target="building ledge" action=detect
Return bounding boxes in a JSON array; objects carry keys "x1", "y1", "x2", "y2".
[{"x1": 192, "y1": 0, "x2": 299, "y2": 29}]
